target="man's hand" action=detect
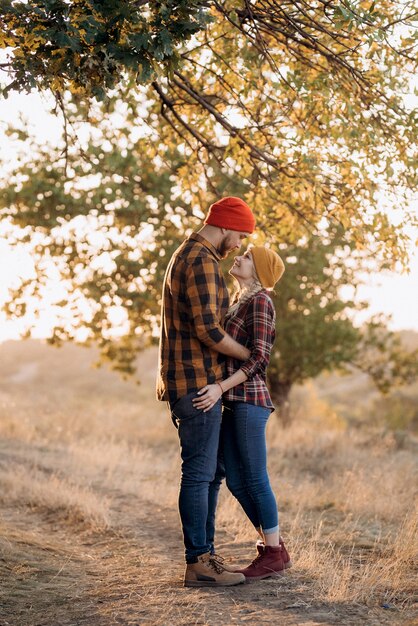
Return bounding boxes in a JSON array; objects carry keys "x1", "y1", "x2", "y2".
[{"x1": 192, "y1": 384, "x2": 223, "y2": 412}]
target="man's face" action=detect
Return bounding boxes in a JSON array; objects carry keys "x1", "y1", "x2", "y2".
[{"x1": 218, "y1": 230, "x2": 251, "y2": 259}]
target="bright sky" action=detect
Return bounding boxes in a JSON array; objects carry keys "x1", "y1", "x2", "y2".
[{"x1": 0, "y1": 91, "x2": 417, "y2": 341}]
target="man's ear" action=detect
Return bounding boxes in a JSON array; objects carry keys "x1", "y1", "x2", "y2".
[{"x1": 220, "y1": 228, "x2": 227, "y2": 235}]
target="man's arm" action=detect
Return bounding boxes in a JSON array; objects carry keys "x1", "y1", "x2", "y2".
[
  {"x1": 211, "y1": 333, "x2": 250, "y2": 361},
  {"x1": 185, "y1": 258, "x2": 250, "y2": 356}
]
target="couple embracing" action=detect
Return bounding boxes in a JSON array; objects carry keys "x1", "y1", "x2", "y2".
[{"x1": 156, "y1": 197, "x2": 291, "y2": 587}]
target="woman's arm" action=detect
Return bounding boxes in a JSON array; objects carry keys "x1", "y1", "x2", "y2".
[
  {"x1": 239, "y1": 292, "x2": 276, "y2": 380},
  {"x1": 192, "y1": 293, "x2": 276, "y2": 411},
  {"x1": 192, "y1": 368, "x2": 248, "y2": 412},
  {"x1": 218, "y1": 368, "x2": 248, "y2": 393}
]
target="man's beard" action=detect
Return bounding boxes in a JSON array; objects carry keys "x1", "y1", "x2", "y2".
[{"x1": 218, "y1": 235, "x2": 234, "y2": 259}]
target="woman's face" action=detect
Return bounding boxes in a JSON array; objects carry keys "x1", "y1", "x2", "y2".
[{"x1": 229, "y1": 249, "x2": 256, "y2": 285}]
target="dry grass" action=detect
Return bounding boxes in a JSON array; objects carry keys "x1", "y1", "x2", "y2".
[
  {"x1": 0, "y1": 464, "x2": 111, "y2": 530},
  {"x1": 285, "y1": 508, "x2": 418, "y2": 605},
  {"x1": 0, "y1": 339, "x2": 417, "y2": 625}
]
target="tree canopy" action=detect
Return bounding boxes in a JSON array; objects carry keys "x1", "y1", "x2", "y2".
[
  {"x1": 0, "y1": 1, "x2": 417, "y2": 398},
  {"x1": 1, "y1": 1, "x2": 417, "y2": 260},
  {"x1": 0, "y1": 0, "x2": 212, "y2": 95}
]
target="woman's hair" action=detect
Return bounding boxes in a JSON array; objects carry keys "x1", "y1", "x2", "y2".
[{"x1": 226, "y1": 273, "x2": 263, "y2": 319}]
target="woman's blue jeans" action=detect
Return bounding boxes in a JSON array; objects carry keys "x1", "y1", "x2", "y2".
[
  {"x1": 217, "y1": 401, "x2": 279, "y2": 534},
  {"x1": 171, "y1": 392, "x2": 223, "y2": 564}
]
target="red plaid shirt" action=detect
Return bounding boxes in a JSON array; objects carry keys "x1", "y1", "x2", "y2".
[{"x1": 224, "y1": 290, "x2": 275, "y2": 410}]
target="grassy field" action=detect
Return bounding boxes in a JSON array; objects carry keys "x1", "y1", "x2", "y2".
[{"x1": 0, "y1": 339, "x2": 417, "y2": 625}]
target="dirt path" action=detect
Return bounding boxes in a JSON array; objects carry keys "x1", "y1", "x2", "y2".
[{"x1": 0, "y1": 441, "x2": 413, "y2": 626}]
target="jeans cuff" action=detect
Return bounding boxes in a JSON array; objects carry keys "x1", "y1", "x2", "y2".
[
  {"x1": 263, "y1": 524, "x2": 280, "y2": 534},
  {"x1": 186, "y1": 550, "x2": 209, "y2": 564}
]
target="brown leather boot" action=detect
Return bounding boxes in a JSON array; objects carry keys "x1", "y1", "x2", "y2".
[
  {"x1": 184, "y1": 552, "x2": 246, "y2": 587},
  {"x1": 236, "y1": 542, "x2": 290, "y2": 582}
]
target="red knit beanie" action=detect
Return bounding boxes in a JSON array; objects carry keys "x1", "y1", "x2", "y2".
[{"x1": 205, "y1": 196, "x2": 256, "y2": 233}]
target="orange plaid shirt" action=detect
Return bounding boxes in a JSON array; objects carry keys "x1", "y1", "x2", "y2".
[{"x1": 156, "y1": 233, "x2": 229, "y2": 403}]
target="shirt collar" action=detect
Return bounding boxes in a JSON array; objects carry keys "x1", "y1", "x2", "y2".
[{"x1": 189, "y1": 232, "x2": 222, "y2": 262}]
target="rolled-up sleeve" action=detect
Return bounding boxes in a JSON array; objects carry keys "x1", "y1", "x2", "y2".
[
  {"x1": 185, "y1": 257, "x2": 226, "y2": 347},
  {"x1": 240, "y1": 293, "x2": 276, "y2": 379}
]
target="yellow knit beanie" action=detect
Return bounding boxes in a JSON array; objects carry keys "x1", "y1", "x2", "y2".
[{"x1": 250, "y1": 246, "x2": 285, "y2": 289}]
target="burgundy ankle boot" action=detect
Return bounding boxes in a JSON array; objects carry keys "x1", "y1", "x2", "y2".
[
  {"x1": 256, "y1": 538, "x2": 292, "y2": 569},
  {"x1": 236, "y1": 542, "x2": 291, "y2": 582}
]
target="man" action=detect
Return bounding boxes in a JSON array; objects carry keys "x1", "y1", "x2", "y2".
[{"x1": 157, "y1": 196, "x2": 256, "y2": 587}]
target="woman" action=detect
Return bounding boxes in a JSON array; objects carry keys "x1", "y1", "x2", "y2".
[{"x1": 193, "y1": 245, "x2": 291, "y2": 581}]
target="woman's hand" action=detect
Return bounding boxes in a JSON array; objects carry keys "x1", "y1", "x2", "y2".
[{"x1": 192, "y1": 383, "x2": 223, "y2": 412}]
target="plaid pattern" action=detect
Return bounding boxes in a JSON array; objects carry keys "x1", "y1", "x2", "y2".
[
  {"x1": 224, "y1": 290, "x2": 276, "y2": 410},
  {"x1": 156, "y1": 233, "x2": 229, "y2": 403}
]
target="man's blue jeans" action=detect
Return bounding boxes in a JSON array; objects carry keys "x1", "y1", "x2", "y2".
[
  {"x1": 218, "y1": 401, "x2": 279, "y2": 534},
  {"x1": 171, "y1": 391, "x2": 223, "y2": 564}
]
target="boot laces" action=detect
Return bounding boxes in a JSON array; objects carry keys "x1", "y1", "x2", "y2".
[
  {"x1": 208, "y1": 555, "x2": 225, "y2": 574},
  {"x1": 211, "y1": 553, "x2": 225, "y2": 565}
]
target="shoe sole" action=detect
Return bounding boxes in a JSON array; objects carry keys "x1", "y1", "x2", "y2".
[
  {"x1": 184, "y1": 579, "x2": 246, "y2": 587},
  {"x1": 244, "y1": 571, "x2": 286, "y2": 582}
]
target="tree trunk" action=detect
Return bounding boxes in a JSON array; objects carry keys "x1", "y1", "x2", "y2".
[{"x1": 269, "y1": 379, "x2": 293, "y2": 427}]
